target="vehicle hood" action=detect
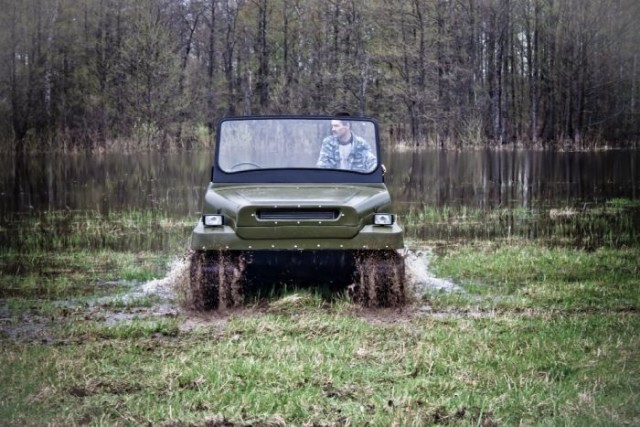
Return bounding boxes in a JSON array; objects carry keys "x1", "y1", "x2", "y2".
[
  {"x1": 210, "y1": 184, "x2": 390, "y2": 206},
  {"x1": 202, "y1": 183, "x2": 393, "y2": 236}
]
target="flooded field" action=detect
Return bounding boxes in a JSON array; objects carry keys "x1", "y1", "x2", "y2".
[
  {"x1": 1, "y1": 148, "x2": 639, "y2": 306},
  {"x1": 1, "y1": 148, "x2": 638, "y2": 300},
  {"x1": 1, "y1": 149, "x2": 639, "y2": 425}
]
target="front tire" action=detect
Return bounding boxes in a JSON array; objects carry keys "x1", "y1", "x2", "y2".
[
  {"x1": 189, "y1": 251, "x2": 246, "y2": 311},
  {"x1": 352, "y1": 250, "x2": 405, "y2": 307}
]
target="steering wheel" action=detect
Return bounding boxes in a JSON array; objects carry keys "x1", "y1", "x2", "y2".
[{"x1": 230, "y1": 162, "x2": 261, "y2": 171}]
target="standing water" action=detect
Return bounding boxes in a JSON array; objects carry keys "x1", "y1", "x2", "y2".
[{"x1": 1, "y1": 149, "x2": 638, "y2": 247}]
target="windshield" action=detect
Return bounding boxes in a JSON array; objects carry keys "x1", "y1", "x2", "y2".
[{"x1": 218, "y1": 118, "x2": 379, "y2": 174}]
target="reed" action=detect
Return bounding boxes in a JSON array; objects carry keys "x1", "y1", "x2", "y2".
[
  {"x1": 400, "y1": 199, "x2": 640, "y2": 248},
  {"x1": 0, "y1": 209, "x2": 193, "y2": 301}
]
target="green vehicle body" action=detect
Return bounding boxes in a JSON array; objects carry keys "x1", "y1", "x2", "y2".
[
  {"x1": 189, "y1": 116, "x2": 405, "y2": 309},
  {"x1": 191, "y1": 183, "x2": 404, "y2": 251}
]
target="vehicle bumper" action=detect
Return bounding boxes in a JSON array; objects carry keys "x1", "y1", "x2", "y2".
[{"x1": 190, "y1": 222, "x2": 404, "y2": 251}]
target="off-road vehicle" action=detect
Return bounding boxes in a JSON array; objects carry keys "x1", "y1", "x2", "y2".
[{"x1": 189, "y1": 116, "x2": 405, "y2": 310}]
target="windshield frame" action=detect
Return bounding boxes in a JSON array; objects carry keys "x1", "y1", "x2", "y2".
[{"x1": 211, "y1": 115, "x2": 385, "y2": 184}]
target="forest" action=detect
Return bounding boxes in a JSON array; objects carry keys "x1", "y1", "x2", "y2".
[{"x1": 1, "y1": 0, "x2": 638, "y2": 151}]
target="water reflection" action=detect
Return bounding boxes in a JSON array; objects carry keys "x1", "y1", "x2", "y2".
[
  {"x1": 1, "y1": 152, "x2": 212, "y2": 217},
  {"x1": 385, "y1": 149, "x2": 638, "y2": 210},
  {"x1": 1, "y1": 148, "x2": 638, "y2": 219}
]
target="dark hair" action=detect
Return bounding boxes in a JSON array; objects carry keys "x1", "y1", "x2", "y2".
[
  {"x1": 333, "y1": 111, "x2": 351, "y2": 117},
  {"x1": 333, "y1": 111, "x2": 352, "y2": 127}
]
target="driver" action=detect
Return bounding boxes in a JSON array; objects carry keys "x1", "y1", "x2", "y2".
[{"x1": 316, "y1": 119, "x2": 377, "y2": 172}]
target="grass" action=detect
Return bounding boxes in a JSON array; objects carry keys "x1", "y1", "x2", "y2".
[
  {"x1": 428, "y1": 244, "x2": 640, "y2": 312},
  {"x1": 0, "y1": 204, "x2": 639, "y2": 425},
  {"x1": 0, "y1": 304, "x2": 638, "y2": 425},
  {"x1": 0, "y1": 209, "x2": 191, "y2": 305}
]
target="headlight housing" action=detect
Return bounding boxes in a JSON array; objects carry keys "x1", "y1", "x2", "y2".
[
  {"x1": 203, "y1": 214, "x2": 224, "y2": 227},
  {"x1": 373, "y1": 213, "x2": 394, "y2": 226}
]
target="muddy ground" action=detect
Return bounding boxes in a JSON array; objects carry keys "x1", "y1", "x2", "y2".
[{"x1": 0, "y1": 249, "x2": 490, "y2": 344}]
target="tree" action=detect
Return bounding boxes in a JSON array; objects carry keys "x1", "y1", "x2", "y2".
[
  {"x1": 0, "y1": 0, "x2": 638, "y2": 150},
  {"x1": 116, "y1": 0, "x2": 182, "y2": 147}
]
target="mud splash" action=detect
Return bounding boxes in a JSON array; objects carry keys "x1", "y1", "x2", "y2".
[
  {"x1": 140, "y1": 257, "x2": 189, "y2": 300},
  {"x1": 403, "y1": 247, "x2": 462, "y2": 295},
  {"x1": 91, "y1": 256, "x2": 191, "y2": 324},
  {"x1": 133, "y1": 247, "x2": 459, "y2": 310},
  {"x1": 187, "y1": 251, "x2": 247, "y2": 311}
]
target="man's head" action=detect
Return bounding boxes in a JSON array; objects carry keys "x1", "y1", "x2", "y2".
[{"x1": 331, "y1": 120, "x2": 351, "y2": 142}]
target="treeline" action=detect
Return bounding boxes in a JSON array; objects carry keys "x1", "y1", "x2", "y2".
[{"x1": 1, "y1": 0, "x2": 638, "y2": 151}]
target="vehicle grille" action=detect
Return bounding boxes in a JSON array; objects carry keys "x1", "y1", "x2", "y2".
[{"x1": 257, "y1": 209, "x2": 339, "y2": 221}]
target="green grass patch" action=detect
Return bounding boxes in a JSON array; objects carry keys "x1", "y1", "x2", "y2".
[
  {"x1": 62, "y1": 317, "x2": 181, "y2": 340},
  {"x1": 429, "y1": 244, "x2": 640, "y2": 312},
  {"x1": 606, "y1": 198, "x2": 640, "y2": 209},
  {"x1": 0, "y1": 251, "x2": 167, "y2": 300},
  {"x1": 0, "y1": 310, "x2": 638, "y2": 425},
  {"x1": 0, "y1": 209, "x2": 193, "y2": 253},
  {"x1": 96, "y1": 294, "x2": 164, "y2": 310}
]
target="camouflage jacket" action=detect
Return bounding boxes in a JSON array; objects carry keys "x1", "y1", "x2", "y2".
[{"x1": 315, "y1": 133, "x2": 377, "y2": 172}]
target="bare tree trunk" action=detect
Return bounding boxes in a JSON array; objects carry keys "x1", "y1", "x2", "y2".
[
  {"x1": 207, "y1": 0, "x2": 217, "y2": 138},
  {"x1": 281, "y1": 0, "x2": 290, "y2": 112},
  {"x1": 10, "y1": 1, "x2": 30, "y2": 149},
  {"x1": 222, "y1": 2, "x2": 238, "y2": 115},
  {"x1": 527, "y1": 0, "x2": 540, "y2": 145},
  {"x1": 176, "y1": 3, "x2": 201, "y2": 147},
  {"x1": 255, "y1": 0, "x2": 269, "y2": 112}
]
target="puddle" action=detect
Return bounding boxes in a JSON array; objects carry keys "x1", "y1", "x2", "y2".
[
  {"x1": 0, "y1": 257, "x2": 189, "y2": 343},
  {"x1": 93, "y1": 257, "x2": 188, "y2": 306},
  {"x1": 84, "y1": 258, "x2": 189, "y2": 325}
]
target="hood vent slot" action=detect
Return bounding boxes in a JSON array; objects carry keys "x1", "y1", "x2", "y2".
[{"x1": 257, "y1": 209, "x2": 339, "y2": 221}]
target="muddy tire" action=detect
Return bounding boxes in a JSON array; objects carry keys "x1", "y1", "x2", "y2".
[
  {"x1": 352, "y1": 250, "x2": 405, "y2": 307},
  {"x1": 189, "y1": 251, "x2": 246, "y2": 311}
]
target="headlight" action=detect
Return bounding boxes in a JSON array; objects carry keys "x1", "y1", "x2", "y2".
[
  {"x1": 373, "y1": 213, "x2": 394, "y2": 226},
  {"x1": 203, "y1": 214, "x2": 224, "y2": 227}
]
